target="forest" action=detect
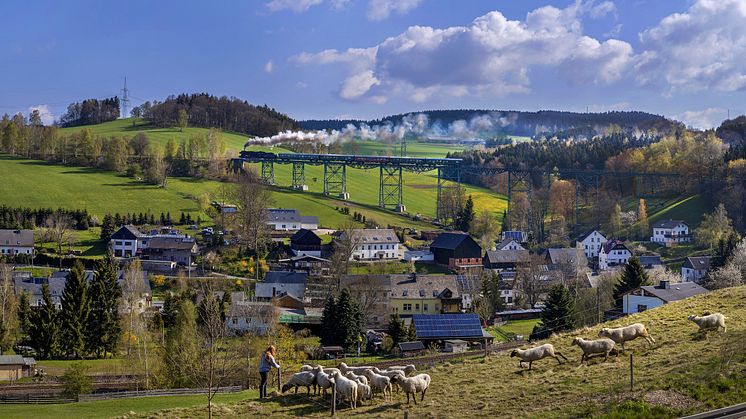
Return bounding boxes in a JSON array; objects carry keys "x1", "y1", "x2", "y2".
[{"x1": 58, "y1": 97, "x2": 121, "y2": 128}]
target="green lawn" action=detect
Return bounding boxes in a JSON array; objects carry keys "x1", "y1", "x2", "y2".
[
  {"x1": 647, "y1": 194, "x2": 711, "y2": 228},
  {"x1": 36, "y1": 358, "x2": 137, "y2": 376},
  {"x1": 2, "y1": 390, "x2": 255, "y2": 419},
  {"x1": 489, "y1": 319, "x2": 539, "y2": 341}
]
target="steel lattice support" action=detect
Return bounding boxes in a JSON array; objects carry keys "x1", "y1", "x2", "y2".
[
  {"x1": 324, "y1": 163, "x2": 348, "y2": 199},
  {"x1": 379, "y1": 165, "x2": 403, "y2": 210},
  {"x1": 507, "y1": 170, "x2": 532, "y2": 231},
  {"x1": 436, "y1": 165, "x2": 461, "y2": 222},
  {"x1": 291, "y1": 162, "x2": 306, "y2": 190},
  {"x1": 261, "y1": 161, "x2": 274, "y2": 185}
]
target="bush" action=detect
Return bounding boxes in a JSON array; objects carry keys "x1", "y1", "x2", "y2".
[{"x1": 61, "y1": 362, "x2": 92, "y2": 397}]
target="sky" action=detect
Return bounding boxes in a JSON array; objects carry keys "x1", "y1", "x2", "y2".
[{"x1": 2, "y1": 0, "x2": 746, "y2": 129}]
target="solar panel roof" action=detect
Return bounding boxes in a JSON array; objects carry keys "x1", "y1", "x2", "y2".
[{"x1": 413, "y1": 314, "x2": 483, "y2": 339}]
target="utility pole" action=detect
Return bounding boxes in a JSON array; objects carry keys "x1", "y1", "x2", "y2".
[{"x1": 121, "y1": 77, "x2": 130, "y2": 119}]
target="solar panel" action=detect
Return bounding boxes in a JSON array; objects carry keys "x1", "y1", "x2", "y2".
[{"x1": 413, "y1": 314, "x2": 483, "y2": 339}]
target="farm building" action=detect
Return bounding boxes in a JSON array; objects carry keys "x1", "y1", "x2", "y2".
[
  {"x1": 0, "y1": 229, "x2": 34, "y2": 257},
  {"x1": 0, "y1": 355, "x2": 35, "y2": 380},
  {"x1": 444, "y1": 339, "x2": 468, "y2": 353},
  {"x1": 483, "y1": 249, "x2": 529, "y2": 271},
  {"x1": 430, "y1": 232, "x2": 483, "y2": 271},
  {"x1": 290, "y1": 229, "x2": 322, "y2": 257},
  {"x1": 398, "y1": 341, "x2": 426, "y2": 357}
]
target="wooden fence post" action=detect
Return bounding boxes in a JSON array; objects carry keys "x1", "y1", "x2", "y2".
[
  {"x1": 331, "y1": 381, "x2": 336, "y2": 417},
  {"x1": 629, "y1": 353, "x2": 634, "y2": 391},
  {"x1": 277, "y1": 367, "x2": 281, "y2": 392}
]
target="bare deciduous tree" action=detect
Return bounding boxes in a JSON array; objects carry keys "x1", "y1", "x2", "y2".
[
  {"x1": 122, "y1": 259, "x2": 146, "y2": 357},
  {"x1": 43, "y1": 213, "x2": 74, "y2": 269},
  {"x1": 0, "y1": 264, "x2": 19, "y2": 354},
  {"x1": 231, "y1": 169, "x2": 273, "y2": 281}
]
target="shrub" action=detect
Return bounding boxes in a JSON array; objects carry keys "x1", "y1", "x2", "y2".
[{"x1": 61, "y1": 362, "x2": 92, "y2": 397}]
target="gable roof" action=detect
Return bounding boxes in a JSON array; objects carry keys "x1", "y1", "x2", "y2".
[
  {"x1": 291, "y1": 229, "x2": 321, "y2": 245},
  {"x1": 146, "y1": 236, "x2": 197, "y2": 251},
  {"x1": 639, "y1": 255, "x2": 663, "y2": 268},
  {"x1": 484, "y1": 249, "x2": 529, "y2": 264},
  {"x1": 683, "y1": 256, "x2": 712, "y2": 270},
  {"x1": 266, "y1": 208, "x2": 301, "y2": 222},
  {"x1": 111, "y1": 225, "x2": 142, "y2": 240},
  {"x1": 0, "y1": 229, "x2": 34, "y2": 247},
  {"x1": 601, "y1": 240, "x2": 630, "y2": 255},
  {"x1": 641, "y1": 281, "x2": 708, "y2": 302},
  {"x1": 390, "y1": 274, "x2": 460, "y2": 299},
  {"x1": 345, "y1": 229, "x2": 399, "y2": 244},
  {"x1": 579, "y1": 229, "x2": 606, "y2": 243},
  {"x1": 263, "y1": 271, "x2": 308, "y2": 285},
  {"x1": 495, "y1": 238, "x2": 522, "y2": 250},
  {"x1": 398, "y1": 341, "x2": 425, "y2": 352},
  {"x1": 430, "y1": 232, "x2": 473, "y2": 250},
  {"x1": 547, "y1": 248, "x2": 586, "y2": 265},
  {"x1": 652, "y1": 219, "x2": 688, "y2": 229},
  {"x1": 0, "y1": 355, "x2": 27, "y2": 365}
]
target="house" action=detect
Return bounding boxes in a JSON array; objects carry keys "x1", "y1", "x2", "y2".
[
  {"x1": 495, "y1": 238, "x2": 524, "y2": 251},
  {"x1": 501, "y1": 230, "x2": 529, "y2": 245},
  {"x1": 403, "y1": 249, "x2": 434, "y2": 263},
  {"x1": 398, "y1": 341, "x2": 426, "y2": 357},
  {"x1": 389, "y1": 274, "x2": 462, "y2": 318},
  {"x1": 622, "y1": 280, "x2": 708, "y2": 314},
  {"x1": 255, "y1": 271, "x2": 308, "y2": 301},
  {"x1": 639, "y1": 255, "x2": 663, "y2": 270},
  {"x1": 14, "y1": 274, "x2": 66, "y2": 308},
  {"x1": 341, "y1": 274, "x2": 392, "y2": 328},
  {"x1": 651, "y1": 219, "x2": 691, "y2": 245},
  {"x1": 430, "y1": 232, "x2": 483, "y2": 270},
  {"x1": 598, "y1": 240, "x2": 632, "y2": 270},
  {"x1": 0, "y1": 355, "x2": 36, "y2": 380},
  {"x1": 577, "y1": 229, "x2": 606, "y2": 259},
  {"x1": 226, "y1": 301, "x2": 276, "y2": 335},
  {"x1": 110, "y1": 225, "x2": 145, "y2": 257},
  {"x1": 266, "y1": 209, "x2": 318, "y2": 231},
  {"x1": 0, "y1": 229, "x2": 34, "y2": 258},
  {"x1": 211, "y1": 201, "x2": 237, "y2": 214},
  {"x1": 278, "y1": 255, "x2": 330, "y2": 276},
  {"x1": 444, "y1": 339, "x2": 468, "y2": 353},
  {"x1": 483, "y1": 249, "x2": 529, "y2": 271},
  {"x1": 342, "y1": 229, "x2": 402, "y2": 261},
  {"x1": 682, "y1": 256, "x2": 712, "y2": 283},
  {"x1": 141, "y1": 236, "x2": 198, "y2": 266},
  {"x1": 290, "y1": 229, "x2": 322, "y2": 257}
]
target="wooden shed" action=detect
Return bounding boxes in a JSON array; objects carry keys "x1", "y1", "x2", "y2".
[
  {"x1": 444, "y1": 339, "x2": 468, "y2": 353},
  {"x1": 397, "y1": 341, "x2": 426, "y2": 358}
]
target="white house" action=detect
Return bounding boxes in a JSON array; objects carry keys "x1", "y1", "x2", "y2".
[
  {"x1": 577, "y1": 230, "x2": 606, "y2": 259},
  {"x1": 495, "y1": 238, "x2": 524, "y2": 251},
  {"x1": 622, "y1": 280, "x2": 708, "y2": 314},
  {"x1": 403, "y1": 249, "x2": 434, "y2": 263},
  {"x1": 341, "y1": 229, "x2": 402, "y2": 261},
  {"x1": 681, "y1": 256, "x2": 712, "y2": 283},
  {"x1": 226, "y1": 301, "x2": 275, "y2": 335},
  {"x1": 0, "y1": 229, "x2": 34, "y2": 258},
  {"x1": 110, "y1": 225, "x2": 145, "y2": 257},
  {"x1": 650, "y1": 219, "x2": 690, "y2": 245},
  {"x1": 266, "y1": 209, "x2": 318, "y2": 231},
  {"x1": 598, "y1": 240, "x2": 632, "y2": 270},
  {"x1": 254, "y1": 271, "x2": 308, "y2": 301}
]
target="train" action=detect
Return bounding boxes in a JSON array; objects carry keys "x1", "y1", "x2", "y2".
[{"x1": 239, "y1": 150, "x2": 460, "y2": 165}]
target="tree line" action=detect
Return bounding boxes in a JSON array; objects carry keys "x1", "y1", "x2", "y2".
[
  {"x1": 59, "y1": 97, "x2": 121, "y2": 128},
  {"x1": 0, "y1": 206, "x2": 91, "y2": 230}
]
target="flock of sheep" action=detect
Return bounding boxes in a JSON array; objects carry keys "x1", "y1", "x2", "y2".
[
  {"x1": 510, "y1": 312, "x2": 727, "y2": 371},
  {"x1": 281, "y1": 361, "x2": 430, "y2": 409}
]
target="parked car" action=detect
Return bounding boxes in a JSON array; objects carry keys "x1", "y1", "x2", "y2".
[{"x1": 187, "y1": 224, "x2": 199, "y2": 230}]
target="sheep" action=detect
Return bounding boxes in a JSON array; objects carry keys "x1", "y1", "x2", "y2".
[
  {"x1": 380, "y1": 364, "x2": 417, "y2": 376},
  {"x1": 598, "y1": 323, "x2": 655, "y2": 351},
  {"x1": 390, "y1": 373, "x2": 431, "y2": 405},
  {"x1": 362, "y1": 369, "x2": 393, "y2": 401},
  {"x1": 337, "y1": 362, "x2": 374, "y2": 375},
  {"x1": 281, "y1": 371, "x2": 316, "y2": 394},
  {"x1": 571, "y1": 337, "x2": 617, "y2": 364},
  {"x1": 329, "y1": 371, "x2": 358, "y2": 409},
  {"x1": 356, "y1": 382, "x2": 372, "y2": 404},
  {"x1": 313, "y1": 366, "x2": 334, "y2": 397},
  {"x1": 371, "y1": 367, "x2": 406, "y2": 393},
  {"x1": 299, "y1": 364, "x2": 315, "y2": 372},
  {"x1": 688, "y1": 313, "x2": 727, "y2": 337},
  {"x1": 510, "y1": 344, "x2": 568, "y2": 371},
  {"x1": 344, "y1": 371, "x2": 369, "y2": 386}
]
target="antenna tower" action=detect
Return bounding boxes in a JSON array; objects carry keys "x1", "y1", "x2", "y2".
[{"x1": 121, "y1": 77, "x2": 130, "y2": 118}]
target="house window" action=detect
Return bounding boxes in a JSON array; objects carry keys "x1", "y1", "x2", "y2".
[
  {"x1": 403, "y1": 304, "x2": 412, "y2": 311},
  {"x1": 637, "y1": 304, "x2": 648, "y2": 312},
  {"x1": 231, "y1": 318, "x2": 237, "y2": 325},
  {"x1": 507, "y1": 297, "x2": 513, "y2": 303},
  {"x1": 415, "y1": 304, "x2": 420, "y2": 310},
  {"x1": 423, "y1": 303, "x2": 428, "y2": 311}
]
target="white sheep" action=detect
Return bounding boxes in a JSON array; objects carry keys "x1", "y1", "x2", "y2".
[
  {"x1": 281, "y1": 371, "x2": 316, "y2": 394},
  {"x1": 390, "y1": 373, "x2": 431, "y2": 405},
  {"x1": 344, "y1": 371, "x2": 369, "y2": 386},
  {"x1": 362, "y1": 369, "x2": 393, "y2": 401},
  {"x1": 598, "y1": 323, "x2": 655, "y2": 351},
  {"x1": 571, "y1": 337, "x2": 617, "y2": 364},
  {"x1": 337, "y1": 362, "x2": 374, "y2": 375},
  {"x1": 510, "y1": 343, "x2": 568, "y2": 371},
  {"x1": 299, "y1": 364, "x2": 314, "y2": 372},
  {"x1": 371, "y1": 367, "x2": 406, "y2": 393},
  {"x1": 688, "y1": 313, "x2": 727, "y2": 337},
  {"x1": 313, "y1": 366, "x2": 334, "y2": 397},
  {"x1": 329, "y1": 371, "x2": 358, "y2": 409},
  {"x1": 383, "y1": 364, "x2": 417, "y2": 376},
  {"x1": 356, "y1": 382, "x2": 372, "y2": 404}
]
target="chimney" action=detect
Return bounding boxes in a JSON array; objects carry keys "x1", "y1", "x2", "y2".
[{"x1": 659, "y1": 280, "x2": 669, "y2": 289}]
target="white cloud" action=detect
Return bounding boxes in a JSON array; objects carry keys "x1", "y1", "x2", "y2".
[
  {"x1": 329, "y1": 0, "x2": 351, "y2": 10},
  {"x1": 674, "y1": 107, "x2": 727, "y2": 129},
  {"x1": 295, "y1": 2, "x2": 634, "y2": 102},
  {"x1": 637, "y1": 0, "x2": 746, "y2": 92},
  {"x1": 264, "y1": 60, "x2": 274, "y2": 74},
  {"x1": 367, "y1": 0, "x2": 422, "y2": 21},
  {"x1": 587, "y1": 1, "x2": 616, "y2": 19},
  {"x1": 27, "y1": 105, "x2": 54, "y2": 125},
  {"x1": 266, "y1": 0, "x2": 322, "y2": 13}
]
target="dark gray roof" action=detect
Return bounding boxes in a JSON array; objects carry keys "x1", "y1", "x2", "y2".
[
  {"x1": 578, "y1": 228, "x2": 605, "y2": 242},
  {"x1": 639, "y1": 255, "x2": 662, "y2": 268},
  {"x1": 641, "y1": 281, "x2": 708, "y2": 302},
  {"x1": 398, "y1": 341, "x2": 425, "y2": 352},
  {"x1": 547, "y1": 248, "x2": 587, "y2": 265},
  {"x1": 263, "y1": 271, "x2": 308, "y2": 285},
  {"x1": 652, "y1": 219, "x2": 688, "y2": 229},
  {"x1": 300, "y1": 215, "x2": 319, "y2": 225},
  {"x1": 0, "y1": 355, "x2": 27, "y2": 365},
  {"x1": 0, "y1": 229, "x2": 34, "y2": 247},
  {"x1": 495, "y1": 238, "x2": 520, "y2": 250},
  {"x1": 291, "y1": 229, "x2": 321, "y2": 245},
  {"x1": 683, "y1": 256, "x2": 712, "y2": 270},
  {"x1": 485, "y1": 249, "x2": 529, "y2": 264},
  {"x1": 147, "y1": 237, "x2": 197, "y2": 251},
  {"x1": 267, "y1": 208, "x2": 302, "y2": 222},
  {"x1": 601, "y1": 240, "x2": 630, "y2": 254},
  {"x1": 111, "y1": 225, "x2": 142, "y2": 240},
  {"x1": 430, "y1": 232, "x2": 471, "y2": 250}
]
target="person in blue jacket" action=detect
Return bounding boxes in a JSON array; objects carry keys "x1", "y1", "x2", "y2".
[{"x1": 258, "y1": 345, "x2": 280, "y2": 398}]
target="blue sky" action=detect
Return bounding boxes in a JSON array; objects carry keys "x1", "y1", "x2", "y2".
[{"x1": 2, "y1": 0, "x2": 746, "y2": 128}]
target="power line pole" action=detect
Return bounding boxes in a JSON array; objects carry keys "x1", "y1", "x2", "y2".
[{"x1": 121, "y1": 77, "x2": 130, "y2": 119}]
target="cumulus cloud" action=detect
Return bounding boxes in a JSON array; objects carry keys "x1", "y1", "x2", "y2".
[
  {"x1": 367, "y1": 0, "x2": 422, "y2": 21},
  {"x1": 27, "y1": 105, "x2": 54, "y2": 125},
  {"x1": 264, "y1": 60, "x2": 274, "y2": 74},
  {"x1": 637, "y1": 0, "x2": 746, "y2": 92},
  {"x1": 295, "y1": 2, "x2": 634, "y2": 102},
  {"x1": 674, "y1": 108, "x2": 727, "y2": 129},
  {"x1": 266, "y1": 0, "x2": 322, "y2": 13}
]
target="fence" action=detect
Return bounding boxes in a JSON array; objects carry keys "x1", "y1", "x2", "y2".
[{"x1": 0, "y1": 386, "x2": 243, "y2": 405}]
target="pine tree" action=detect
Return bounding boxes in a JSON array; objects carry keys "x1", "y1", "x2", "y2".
[
  {"x1": 163, "y1": 299, "x2": 198, "y2": 388},
  {"x1": 500, "y1": 210, "x2": 509, "y2": 232},
  {"x1": 336, "y1": 289, "x2": 364, "y2": 350},
  {"x1": 179, "y1": 212, "x2": 186, "y2": 225},
  {"x1": 17, "y1": 292, "x2": 32, "y2": 338},
  {"x1": 87, "y1": 252, "x2": 122, "y2": 358},
  {"x1": 458, "y1": 195, "x2": 475, "y2": 232},
  {"x1": 60, "y1": 261, "x2": 91, "y2": 358},
  {"x1": 387, "y1": 313, "x2": 406, "y2": 344},
  {"x1": 406, "y1": 322, "x2": 417, "y2": 342},
  {"x1": 320, "y1": 295, "x2": 338, "y2": 345},
  {"x1": 162, "y1": 293, "x2": 179, "y2": 329},
  {"x1": 29, "y1": 283, "x2": 59, "y2": 359},
  {"x1": 530, "y1": 284, "x2": 575, "y2": 341},
  {"x1": 613, "y1": 257, "x2": 650, "y2": 308},
  {"x1": 219, "y1": 291, "x2": 231, "y2": 323},
  {"x1": 100, "y1": 214, "x2": 115, "y2": 241}
]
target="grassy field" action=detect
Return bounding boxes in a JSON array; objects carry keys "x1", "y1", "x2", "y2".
[
  {"x1": 648, "y1": 194, "x2": 711, "y2": 228},
  {"x1": 86, "y1": 285, "x2": 745, "y2": 418}
]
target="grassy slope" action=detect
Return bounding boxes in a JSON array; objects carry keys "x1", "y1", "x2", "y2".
[
  {"x1": 107, "y1": 286, "x2": 745, "y2": 418},
  {"x1": 647, "y1": 194, "x2": 711, "y2": 228}
]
